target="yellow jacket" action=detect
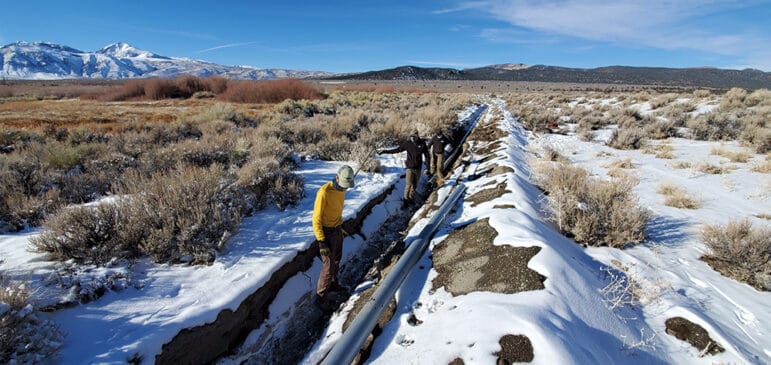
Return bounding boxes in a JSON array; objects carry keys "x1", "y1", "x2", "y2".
[{"x1": 312, "y1": 181, "x2": 346, "y2": 241}]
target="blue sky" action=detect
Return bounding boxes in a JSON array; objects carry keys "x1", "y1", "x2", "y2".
[{"x1": 2, "y1": 0, "x2": 770, "y2": 73}]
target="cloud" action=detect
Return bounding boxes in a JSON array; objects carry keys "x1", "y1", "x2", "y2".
[
  {"x1": 453, "y1": 0, "x2": 771, "y2": 69},
  {"x1": 433, "y1": 2, "x2": 488, "y2": 14},
  {"x1": 197, "y1": 42, "x2": 258, "y2": 53}
]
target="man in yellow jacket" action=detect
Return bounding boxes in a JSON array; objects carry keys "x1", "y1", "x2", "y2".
[{"x1": 313, "y1": 165, "x2": 355, "y2": 309}]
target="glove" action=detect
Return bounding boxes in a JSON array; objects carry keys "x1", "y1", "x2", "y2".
[
  {"x1": 376, "y1": 149, "x2": 383, "y2": 155},
  {"x1": 424, "y1": 169, "x2": 431, "y2": 176},
  {"x1": 318, "y1": 240, "x2": 330, "y2": 256}
]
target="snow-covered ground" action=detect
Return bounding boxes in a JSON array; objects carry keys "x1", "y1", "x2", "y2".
[
  {"x1": 305, "y1": 98, "x2": 769, "y2": 364},
  {"x1": 0, "y1": 156, "x2": 408, "y2": 363},
  {"x1": 1, "y1": 99, "x2": 769, "y2": 364}
]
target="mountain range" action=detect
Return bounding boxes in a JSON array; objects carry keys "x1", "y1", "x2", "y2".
[
  {"x1": 330, "y1": 64, "x2": 771, "y2": 89},
  {"x1": 2, "y1": 41, "x2": 770, "y2": 89},
  {"x1": 0, "y1": 42, "x2": 332, "y2": 80}
]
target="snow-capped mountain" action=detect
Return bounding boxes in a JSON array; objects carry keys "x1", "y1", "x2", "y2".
[{"x1": 0, "y1": 41, "x2": 333, "y2": 80}]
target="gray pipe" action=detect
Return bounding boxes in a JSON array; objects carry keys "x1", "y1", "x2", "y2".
[{"x1": 321, "y1": 183, "x2": 466, "y2": 365}]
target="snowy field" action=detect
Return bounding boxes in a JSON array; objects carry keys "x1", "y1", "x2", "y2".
[
  {"x1": 306, "y1": 98, "x2": 769, "y2": 364},
  {"x1": 1, "y1": 98, "x2": 768, "y2": 364}
]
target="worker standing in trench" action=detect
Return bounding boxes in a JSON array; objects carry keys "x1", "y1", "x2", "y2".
[
  {"x1": 377, "y1": 130, "x2": 430, "y2": 208},
  {"x1": 313, "y1": 165, "x2": 355, "y2": 311},
  {"x1": 429, "y1": 128, "x2": 452, "y2": 186}
]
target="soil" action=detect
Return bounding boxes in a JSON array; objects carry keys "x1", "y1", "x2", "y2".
[
  {"x1": 495, "y1": 334, "x2": 535, "y2": 364},
  {"x1": 665, "y1": 317, "x2": 725, "y2": 356},
  {"x1": 431, "y1": 218, "x2": 546, "y2": 296},
  {"x1": 493, "y1": 204, "x2": 516, "y2": 209},
  {"x1": 488, "y1": 164, "x2": 515, "y2": 177},
  {"x1": 468, "y1": 120, "x2": 507, "y2": 142},
  {"x1": 475, "y1": 140, "x2": 504, "y2": 155},
  {"x1": 466, "y1": 181, "x2": 511, "y2": 207}
]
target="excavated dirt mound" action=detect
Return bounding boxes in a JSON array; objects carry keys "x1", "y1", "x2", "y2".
[
  {"x1": 496, "y1": 334, "x2": 534, "y2": 363},
  {"x1": 468, "y1": 121, "x2": 507, "y2": 142},
  {"x1": 665, "y1": 317, "x2": 725, "y2": 356},
  {"x1": 432, "y1": 219, "x2": 545, "y2": 296},
  {"x1": 475, "y1": 140, "x2": 504, "y2": 155},
  {"x1": 466, "y1": 181, "x2": 511, "y2": 207}
]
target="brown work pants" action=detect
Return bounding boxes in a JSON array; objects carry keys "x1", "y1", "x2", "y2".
[
  {"x1": 405, "y1": 168, "x2": 419, "y2": 202},
  {"x1": 317, "y1": 226, "x2": 343, "y2": 297},
  {"x1": 430, "y1": 153, "x2": 445, "y2": 183}
]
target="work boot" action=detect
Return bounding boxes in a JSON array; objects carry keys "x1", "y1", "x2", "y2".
[
  {"x1": 314, "y1": 293, "x2": 336, "y2": 313},
  {"x1": 329, "y1": 282, "x2": 350, "y2": 294}
]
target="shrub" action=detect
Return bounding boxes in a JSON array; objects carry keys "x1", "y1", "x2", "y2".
[
  {"x1": 43, "y1": 144, "x2": 80, "y2": 171},
  {"x1": 542, "y1": 146, "x2": 566, "y2": 162},
  {"x1": 687, "y1": 111, "x2": 742, "y2": 141},
  {"x1": 649, "y1": 93, "x2": 678, "y2": 109},
  {"x1": 536, "y1": 162, "x2": 649, "y2": 248},
  {"x1": 710, "y1": 146, "x2": 750, "y2": 163},
  {"x1": 218, "y1": 79, "x2": 322, "y2": 104},
  {"x1": 189, "y1": 103, "x2": 246, "y2": 125},
  {"x1": 657, "y1": 183, "x2": 701, "y2": 209},
  {"x1": 0, "y1": 275, "x2": 63, "y2": 363},
  {"x1": 143, "y1": 78, "x2": 181, "y2": 100},
  {"x1": 117, "y1": 165, "x2": 244, "y2": 263},
  {"x1": 99, "y1": 79, "x2": 145, "y2": 101},
  {"x1": 608, "y1": 128, "x2": 646, "y2": 150},
  {"x1": 701, "y1": 219, "x2": 770, "y2": 291},
  {"x1": 693, "y1": 89, "x2": 712, "y2": 98},
  {"x1": 740, "y1": 125, "x2": 770, "y2": 154},
  {"x1": 236, "y1": 158, "x2": 304, "y2": 210},
  {"x1": 719, "y1": 87, "x2": 748, "y2": 109},
  {"x1": 643, "y1": 120, "x2": 678, "y2": 139},
  {"x1": 745, "y1": 88, "x2": 771, "y2": 107},
  {"x1": 175, "y1": 75, "x2": 206, "y2": 96},
  {"x1": 32, "y1": 164, "x2": 245, "y2": 264},
  {"x1": 30, "y1": 203, "x2": 137, "y2": 264}
]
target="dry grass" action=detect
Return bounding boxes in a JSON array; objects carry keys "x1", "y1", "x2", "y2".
[
  {"x1": 642, "y1": 143, "x2": 675, "y2": 159},
  {"x1": 604, "y1": 158, "x2": 634, "y2": 169},
  {"x1": 657, "y1": 183, "x2": 701, "y2": 209},
  {"x1": 701, "y1": 219, "x2": 770, "y2": 291},
  {"x1": 697, "y1": 163, "x2": 728, "y2": 174},
  {"x1": 670, "y1": 161, "x2": 691, "y2": 169},
  {"x1": 750, "y1": 160, "x2": 771, "y2": 173},
  {"x1": 710, "y1": 145, "x2": 750, "y2": 163}
]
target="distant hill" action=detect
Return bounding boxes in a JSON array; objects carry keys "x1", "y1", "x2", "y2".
[
  {"x1": 331, "y1": 64, "x2": 771, "y2": 89},
  {"x1": 0, "y1": 41, "x2": 332, "y2": 80}
]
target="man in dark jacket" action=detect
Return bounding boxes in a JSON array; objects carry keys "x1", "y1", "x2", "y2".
[
  {"x1": 429, "y1": 129, "x2": 452, "y2": 185},
  {"x1": 377, "y1": 130, "x2": 430, "y2": 207}
]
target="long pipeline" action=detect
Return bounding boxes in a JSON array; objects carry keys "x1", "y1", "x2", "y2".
[{"x1": 321, "y1": 182, "x2": 466, "y2": 365}]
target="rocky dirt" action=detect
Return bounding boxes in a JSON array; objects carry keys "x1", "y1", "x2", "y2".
[
  {"x1": 431, "y1": 218, "x2": 545, "y2": 296},
  {"x1": 665, "y1": 316, "x2": 725, "y2": 356}
]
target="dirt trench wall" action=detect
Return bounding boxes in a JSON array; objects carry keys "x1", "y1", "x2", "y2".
[{"x1": 155, "y1": 185, "x2": 394, "y2": 365}]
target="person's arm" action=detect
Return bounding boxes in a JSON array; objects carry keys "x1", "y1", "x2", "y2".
[
  {"x1": 312, "y1": 188, "x2": 326, "y2": 242},
  {"x1": 378, "y1": 141, "x2": 405, "y2": 154},
  {"x1": 423, "y1": 140, "x2": 431, "y2": 166}
]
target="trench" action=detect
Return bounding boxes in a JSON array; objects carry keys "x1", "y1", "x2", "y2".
[{"x1": 154, "y1": 104, "x2": 487, "y2": 365}]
